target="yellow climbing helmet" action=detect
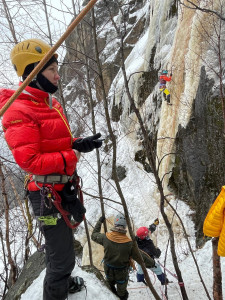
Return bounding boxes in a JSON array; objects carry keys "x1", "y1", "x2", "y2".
[{"x1": 10, "y1": 39, "x2": 58, "y2": 77}]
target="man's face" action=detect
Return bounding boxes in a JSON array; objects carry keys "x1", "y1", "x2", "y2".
[{"x1": 42, "y1": 62, "x2": 60, "y2": 86}]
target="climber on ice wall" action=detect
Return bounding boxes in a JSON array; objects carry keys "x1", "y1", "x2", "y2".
[{"x1": 159, "y1": 70, "x2": 172, "y2": 105}]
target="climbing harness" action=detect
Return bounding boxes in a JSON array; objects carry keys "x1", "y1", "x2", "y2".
[
  {"x1": 39, "y1": 183, "x2": 84, "y2": 229},
  {"x1": 24, "y1": 172, "x2": 85, "y2": 230},
  {"x1": 33, "y1": 174, "x2": 73, "y2": 184}
]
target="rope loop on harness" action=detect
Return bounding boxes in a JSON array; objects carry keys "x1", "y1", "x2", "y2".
[{"x1": 42, "y1": 184, "x2": 81, "y2": 229}]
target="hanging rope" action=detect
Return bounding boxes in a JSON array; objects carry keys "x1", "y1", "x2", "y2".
[{"x1": 157, "y1": 261, "x2": 184, "y2": 287}]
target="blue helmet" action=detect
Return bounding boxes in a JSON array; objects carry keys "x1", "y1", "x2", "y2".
[{"x1": 162, "y1": 70, "x2": 168, "y2": 74}]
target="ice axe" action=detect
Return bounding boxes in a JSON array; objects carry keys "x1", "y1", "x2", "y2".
[{"x1": 0, "y1": 0, "x2": 99, "y2": 117}]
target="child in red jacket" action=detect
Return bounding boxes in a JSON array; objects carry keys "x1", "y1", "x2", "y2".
[{"x1": 136, "y1": 221, "x2": 169, "y2": 285}]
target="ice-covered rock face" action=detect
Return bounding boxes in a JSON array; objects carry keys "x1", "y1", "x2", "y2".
[{"x1": 61, "y1": 0, "x2": 225, "y2": 242}]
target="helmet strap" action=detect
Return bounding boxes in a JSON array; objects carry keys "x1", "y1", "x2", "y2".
[
  {"x1": 35, "y1": 81, "x2": 44, "y2": 91},
  {"x1": 35, "y1": 81, "x2": 55, "y2": 107}
]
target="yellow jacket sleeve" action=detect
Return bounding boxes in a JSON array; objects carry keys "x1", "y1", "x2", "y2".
[{"x1": 203, "y1": 186, "x2": 225, "y2": 256}]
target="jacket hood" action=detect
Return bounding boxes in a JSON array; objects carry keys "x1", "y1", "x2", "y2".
[
  {"x1": 106, "y1": 231, "x2": 131, "y2": 244},
  {"x1": 0, "y1": 83, "x2": 50, "y2": 109}
]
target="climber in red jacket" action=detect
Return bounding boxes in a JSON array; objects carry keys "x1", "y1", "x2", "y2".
[
  {"x1": 159, "y1": 70, "x2": 172, "y2": 104},
  {"x1": 0, "y1": 39, "x2": 103, "y2": 300}
]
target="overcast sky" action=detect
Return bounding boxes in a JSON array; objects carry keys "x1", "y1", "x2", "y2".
[{"x1": 0, "y1": 0, "x2": 82, "y2": 87}]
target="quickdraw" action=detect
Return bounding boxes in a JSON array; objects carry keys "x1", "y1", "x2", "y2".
[{"x1": 24, "y1": 171, "x2": 85, "y2": 229}]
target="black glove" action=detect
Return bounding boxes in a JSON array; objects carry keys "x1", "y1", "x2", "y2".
[
  {"x1": 170, "y1": 73, "x2": 172, "y2": 76},
  {"x1": 73, "y1": 133, "x2": 103, "y2": 153},
  {"x1": 99, "y1": 216, "x2": 105, "y2": 223},
  {"x1": 156, "y1": 248, "x2": 161, "y2": 258},
  {"x1": 149, "y1": 223, "x2": 157, "y2": 233}
]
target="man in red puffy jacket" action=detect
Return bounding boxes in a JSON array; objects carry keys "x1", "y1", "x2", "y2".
[{"x1": 0, "y1": 39, "x2": 103, "y2": 300}]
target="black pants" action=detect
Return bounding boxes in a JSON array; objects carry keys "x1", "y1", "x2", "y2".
[{"x1": 29, "y1": 191, "x2": 75, "y2": 300}]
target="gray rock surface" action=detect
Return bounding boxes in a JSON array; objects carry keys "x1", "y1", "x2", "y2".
[{"x1": 4, "y1": 251, "x2": 45, "y2": 300}]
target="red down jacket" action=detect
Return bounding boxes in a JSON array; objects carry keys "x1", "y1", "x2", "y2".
[
  {"x1": 159, "y1": 75, "x2": 172, "y2": 89},
  {"x1": 0, "y1": 83, "x2": 78, "y2": 191}
]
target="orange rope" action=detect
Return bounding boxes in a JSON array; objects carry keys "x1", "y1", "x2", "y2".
[{"x1": 127, "y1": 286, "x2": 148, "y2": 289}]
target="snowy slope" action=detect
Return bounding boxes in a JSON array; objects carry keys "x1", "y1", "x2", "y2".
[
  {"x1": 20, "y1": 241, "x2": 225, "y2": 300},
  {"x1": 1, "y1": 0, "x2": 225, "y2": 299},
  {"x1": 19, "y1": 127, "x2": 225, "y2": 299}
]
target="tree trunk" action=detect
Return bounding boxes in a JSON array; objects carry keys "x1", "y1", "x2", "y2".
[
  {"x1": 212, "y1": 237, "x2": 222, "y2": 300},
  {"x1": 85, "y1": 55, "x2": 107, "y2": 233},
  {"x1": 84, "y1": 218, "x2": 94, "y2": 266},
  {"x1": 0, "y1": 161, "x2": 18, "y2": 286},
  {"x1": 105, "y1": 4, "x2": 189, "y2": 298},
  {"x1": 91, "y1": 7, "x2": 161, "y2": 300},
  {"x1": 2, "y1": 0, "x2": 18, "y2": 44}
]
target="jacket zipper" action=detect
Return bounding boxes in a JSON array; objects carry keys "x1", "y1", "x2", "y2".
[{"x1": 44, "y1": 98, "x2": 73, "y2": 144}]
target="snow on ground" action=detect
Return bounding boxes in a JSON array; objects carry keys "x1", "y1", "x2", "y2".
[
  {"x1": 18, "y1": 129, "x2": 225, "y2": 300},
  {"x1": 20, "y1": 240, "x2": 225, "y2": 300},
  {"x1": 20, "y1": 264, "x2": 118, "y2": 300},
  {"x1": 2, "y1": 124, "x2": 224, "y2": 299}
]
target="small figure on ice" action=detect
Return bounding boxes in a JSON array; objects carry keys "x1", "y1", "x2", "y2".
[{"x1": 159, "y1": 70, "x2": 172, "y2": 105}]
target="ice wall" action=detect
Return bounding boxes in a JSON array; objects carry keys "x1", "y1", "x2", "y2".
[
  {"x1": 156, "y1": 1, "x2": 223, "y2": 192},
  {"x1": 112, "y1": 0, "x2": 221, "y2": 195},
  {"x1": 156, "y1": 3, "x2": 202, "y2": 192}
]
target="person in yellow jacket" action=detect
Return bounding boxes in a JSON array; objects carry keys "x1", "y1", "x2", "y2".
[{"x1": 203, "y1": 186, "x2": 225, "y2": 256}]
